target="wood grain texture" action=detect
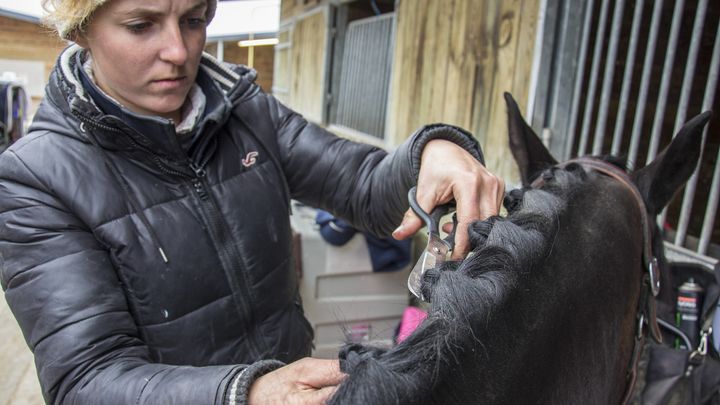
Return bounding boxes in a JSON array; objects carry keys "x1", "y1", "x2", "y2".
[
  {"x1": 0, "y1": 16, "x2": 65, "y2": 78},
  {"x1": 387, "y1": 0, "x2": 539, "y2": 183},
  {"x1": 289, "y1": 8, "x2": 328, "y2": 123}
]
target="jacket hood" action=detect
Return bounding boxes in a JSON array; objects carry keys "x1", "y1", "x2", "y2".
[
  {"x1": 32, "y1": 44, "x2": 260, "y2": 158},
  {"x1": 24, "y1": 44, "x2": 263, "y2": 269}
]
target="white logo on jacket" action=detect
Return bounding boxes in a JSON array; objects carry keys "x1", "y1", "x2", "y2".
[{"x1": 242, "y1": 151, "x2": 259, "y2": 167}]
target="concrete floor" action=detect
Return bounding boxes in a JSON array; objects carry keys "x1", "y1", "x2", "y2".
[{"x1": 0, "y1": 296, "x2": 43, "y2": 405}]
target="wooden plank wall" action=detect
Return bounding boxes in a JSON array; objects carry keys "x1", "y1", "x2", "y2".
[
  {"x1": 281, "y1": 0, "x2": 323, "y2": 21},
  {"x1": 288, "y1": 8, "x2": 328, "y2": 123},
  {"x1": 387, "y1": 0, "x2": 539, "y2": 183},
  {"x1": 223, "y1": 44, "x2": 276, "y2": 93},
  {"x1": 272, "y1": 29, "x2": 291, "y2": 104},
  {"x1": 0, "y1": 16, "x2": 67, "y2": 115},
  {"x1": 0, "y1": 16, "x2": 66, "y2": 76}
]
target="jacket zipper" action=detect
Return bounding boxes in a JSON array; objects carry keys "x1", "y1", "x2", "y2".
[
  {"x1": 77, "y1": 111, "x2": 266, "y2": 359},
  {"x1": 188, "y1": 162, "x2": 265, "y2": 359}
]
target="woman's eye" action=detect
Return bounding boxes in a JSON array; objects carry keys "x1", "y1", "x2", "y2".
[
  {"x1": 185, "y1": 17, "x2": 207, "y2": 28},
  {"x1": 126, "y1": 22, "x2": 151, "y2": 33}
]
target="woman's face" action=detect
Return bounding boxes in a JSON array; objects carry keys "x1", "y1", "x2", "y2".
[{"x1": 76, "y1": 0, "x2": 208, "y2": 122}]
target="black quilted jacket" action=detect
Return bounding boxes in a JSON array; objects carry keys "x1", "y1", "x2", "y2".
[{"x1": 0, "y1": 45, "x2": 482, "y2": 404}]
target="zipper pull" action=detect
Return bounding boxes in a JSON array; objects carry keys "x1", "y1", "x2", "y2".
[
  {"x1": 190, "y1": 162, "x2": 206, "y2": 178},
  {"x1": 189, "y1": 163, "x2": 208, "y2": 200}
]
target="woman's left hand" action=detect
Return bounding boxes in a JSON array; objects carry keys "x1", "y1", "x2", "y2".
[{"x1": 392, "y1": 139, "x2": 505, "y2": 259}]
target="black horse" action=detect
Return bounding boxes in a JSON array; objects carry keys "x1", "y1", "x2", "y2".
[{"x1": 327, "y1": 93, "x2": 711, "y2": 405}]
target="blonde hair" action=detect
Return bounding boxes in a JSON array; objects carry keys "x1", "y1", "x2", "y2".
[
  {"x1": 41, "y1": 0, "x2": 105, "y2": 39},
  {"x1": 41, "y1": 0, "x2": 217, "y2": 40}
]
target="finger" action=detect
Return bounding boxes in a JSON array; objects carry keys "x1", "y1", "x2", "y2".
[
  {"x1": 478, "y1": 176, "x2": 505, "y2": 220},
  {"x1": 395, "y1": 184, "x2": 452, "y2": 240},
  {"x1": 449, "y1": 187, "x2": 482, "y2": 260},
  {"x1": 306, "y1": 385, "x2": 339, "y2": 404},
  {"x1": 299, "y1": 359, "x2": 346, "y2": 388},
  {"x1": 497, "y1": 177, "x2": 506, "y2": 212},
  {"x1": 392, "y1": 209, "x2": 423, "y2": 240},
  {"x1": 450, "y1": 220, "x2": 471, "y2": 260},
  {"x1": 442, "y1": 220, "x2": 467, "y2": 259}
]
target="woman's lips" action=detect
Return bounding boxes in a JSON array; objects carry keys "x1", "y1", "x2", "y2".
[{"x1": 151, "y1": 76, "x2": 187, "y2": 90}]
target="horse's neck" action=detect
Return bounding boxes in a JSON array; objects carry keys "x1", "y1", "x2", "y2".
[{"x1": 488, "y1": 192, "x2": 643, "y2": 404}]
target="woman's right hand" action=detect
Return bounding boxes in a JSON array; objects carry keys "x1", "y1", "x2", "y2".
[{"x1": 248, "y1": 358, "x2": 345, "y2": 404}]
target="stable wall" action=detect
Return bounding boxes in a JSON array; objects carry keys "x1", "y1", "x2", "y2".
[
  {"x1": 275, "y1": 0, "x2": 540, "y2": 182},
  {"x1": 0, "y1": 16, "x2": 65, "y2": 76},
  {"x1": 387, "y1": 0, "x2": 539, "y2": 182},
  {"x1": 0, "y1": 15, "x2": 67, "y2": 115},
  {"x1": 206, "y1": 42, "x2": 275, "y2": 93},
  {"x1": 273, "y1": 6, "x2": 330, "y2": 123}
]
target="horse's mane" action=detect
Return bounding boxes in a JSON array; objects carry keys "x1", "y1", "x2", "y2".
[{"x1": 328, "y1": 163, "x2": 610, "y2": 404}]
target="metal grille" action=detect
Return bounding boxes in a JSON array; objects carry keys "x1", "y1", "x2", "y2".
[
  {"x1": 333, "y1": 13, "x2": 394, "y2": 139},
  {"x1": 531, "y1": 0, "x2": 720, "y2": 266}
]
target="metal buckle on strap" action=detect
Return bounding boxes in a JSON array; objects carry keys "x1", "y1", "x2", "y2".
[
  {"x1": 648, "y1": 257, "x2": 660, "y2": 297},
  {"x1": 636, "y1": 314, "x2": 645, "y2": 339},
  {"x1": 693, "y1": 327, "x2": 712, "y2": 358}
]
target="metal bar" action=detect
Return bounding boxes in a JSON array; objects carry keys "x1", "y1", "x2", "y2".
[
  {"x1": 217, "y1": 41, "x2": 224, "y2": 62},
  {"x1": 701, "y1": 150, "x2": 720, "y2": 255},
  {"x1": 672, "y1": 0, "x2": 708, "y2": 135},
  {"x1": 334, "y1": 14, "x2": 394, "y2": 138},
  {"x1": 381, "y1": 18, "x2": 393, "y2": 138},
  {"x1": 527, "y1": 0, "x2": 550, "y2": 121},
  {"x1": 382, "y1": 7, "x2": 399, "y2": 141},
  {"x1": 578, "y1": 0, "x2": 611, "y2": 156},
  {"x1": 645, "y1": 0, "x2": 686, "y2": 164},
  {"x1": 611, "y1": 0, "x2": 644, "y2": 155},
  {"x1": 547, "y1": 0, "x2": 587, "y2": 158},
  {"x1": 674, "y1": 0, "x2": 709, "y2": 246},
  {"x1": 565, "y1": 0, "x2": 595, "y2": 159},
  {"x1": 530, "y1": 0, "x2": 561, "y2": 132},
  {"x1": 628, "y1": 0, "x2": 664, "y2": 169},
  {"x1": 592, "y1": 0, "x2": 625, "y2": 155},
  {"x1": 698, "y1": 21, "x2": 720, "y2": 255}
]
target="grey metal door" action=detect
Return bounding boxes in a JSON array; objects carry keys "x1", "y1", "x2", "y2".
[
  {"x1": 331, "y1": 13, "x2": 394, "y2": 139},
  {"x1": 530, "y1": 0, "x2": 720, "y2": 266}
]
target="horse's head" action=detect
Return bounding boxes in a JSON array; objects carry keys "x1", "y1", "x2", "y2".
[
  {"x1": 502, "y1": 92, "x2": 711, "y2": 403},
  {"x1": 504, "y1": 92, "x2": 710, "y2": 305},
  {"x1": 329, "y1": 95, "x2": 711, "y2": 405}
]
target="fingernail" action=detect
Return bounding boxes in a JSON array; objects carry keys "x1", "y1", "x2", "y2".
[{"x1": 393, "y1": 224, "x2": 404, "y2": 236}]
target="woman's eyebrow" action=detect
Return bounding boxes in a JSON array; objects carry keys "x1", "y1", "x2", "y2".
[{"x1": 185, "y1": 2, "x2": 209, "y2": 14}]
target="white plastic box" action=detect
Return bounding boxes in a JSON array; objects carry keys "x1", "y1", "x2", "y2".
[{"x1": 290, "y1": 203, "x2": 412, "y2": 358}]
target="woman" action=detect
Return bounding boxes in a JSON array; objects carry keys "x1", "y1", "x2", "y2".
[{"x1": 0, "y1": 0, "x2": 504, "y2": 403}]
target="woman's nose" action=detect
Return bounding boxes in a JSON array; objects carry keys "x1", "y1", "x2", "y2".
[{"x1": 159, "y1": 24, "x2": 189, "y2": 65}]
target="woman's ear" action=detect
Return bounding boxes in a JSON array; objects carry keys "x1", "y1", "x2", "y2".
[{"x1": 71, "y1": 31, "x2": 89, "y2": 48}]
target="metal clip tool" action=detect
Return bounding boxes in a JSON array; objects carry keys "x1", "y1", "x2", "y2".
[{"x1": 406, "y1": 186, "x2": 456, "y2": 301}]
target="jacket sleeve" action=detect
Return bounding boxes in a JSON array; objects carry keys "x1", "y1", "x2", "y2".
[
  {"x1": 0, "y1": 147, "x2": 246, "y2": 405},
  {"x1": 267, "y1": 96, "x2": 484, "y2": 237}
]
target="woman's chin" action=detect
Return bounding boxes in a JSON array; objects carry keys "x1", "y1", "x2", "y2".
[{"x1": 136, "y1": 99, "x2": 186, "y2": 121}]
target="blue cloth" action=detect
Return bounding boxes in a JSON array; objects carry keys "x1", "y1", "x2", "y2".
[
  {"x1": 315, "y1": 210, "x2": 411, "y2": 272},
  {"x1": 365, "y1": 234, "x2": 412, "y2": 273},
  {"x1": 315, "y1": 210, "x2": 357, "y2": 246}
]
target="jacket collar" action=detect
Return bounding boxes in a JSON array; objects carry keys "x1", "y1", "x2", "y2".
[{"x1": 46, "y1": 44, "x2": 257, "y2": 160}]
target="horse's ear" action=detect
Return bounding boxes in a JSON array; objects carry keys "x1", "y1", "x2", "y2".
[
  {"x1": 632, "y1": 111, "x2": 712, "y2": 215},
  {"x1": 504, "y1": 92, "x2": 557, "y2": 186}
]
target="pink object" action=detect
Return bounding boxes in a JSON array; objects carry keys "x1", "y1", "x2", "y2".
[{"x1": 396, "y1": 306, "x2": 428, "y2": 343}]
